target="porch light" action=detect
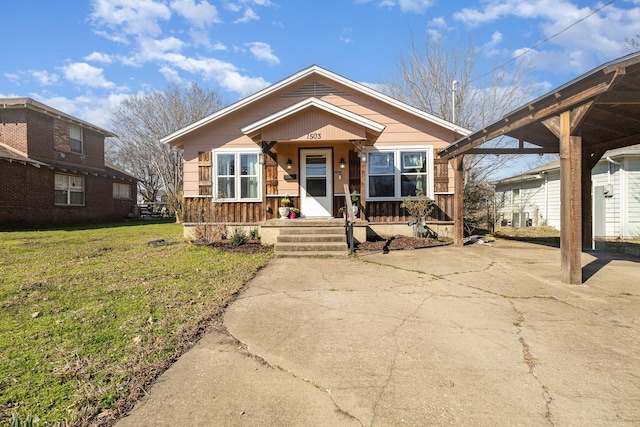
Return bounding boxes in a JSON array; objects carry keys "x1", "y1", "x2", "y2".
[
  {"x1": 258, "y1": 153, "x2": 265, "y2": 164},
  {"x1": 286, "y1": 158, "x2": 292, "y2": 169},
  {"x1": 358, "y1": 151, "x2": 367, "y2": 163},
  {"x1": 339, "y1": 157, "x2": 345, "y2": 169}
]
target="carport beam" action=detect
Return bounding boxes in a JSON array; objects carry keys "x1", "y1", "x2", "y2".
[{"x1": 559, "y1": 111, "x2": 583, "y2": 284}]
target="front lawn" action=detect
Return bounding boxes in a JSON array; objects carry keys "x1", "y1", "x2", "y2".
[{"x1": 0, "y1": 222, "x2": 271, "y2": 425}]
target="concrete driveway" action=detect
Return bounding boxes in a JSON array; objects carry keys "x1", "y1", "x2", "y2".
[{"x1": 117, "y1": 240, "x2": 640, "y2": 426}]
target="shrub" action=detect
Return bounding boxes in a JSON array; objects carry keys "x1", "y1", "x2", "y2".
[
  {"x1": 401, "y1": 191, "x2": 434, "y2": 238},
  {"x1": 230, "y1": 229, "x2": 248, "y2": 247}
]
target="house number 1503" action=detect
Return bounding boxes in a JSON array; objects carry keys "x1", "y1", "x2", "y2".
[{"x1": 307, "y1": 132, "x2": 322, "y2": 140}]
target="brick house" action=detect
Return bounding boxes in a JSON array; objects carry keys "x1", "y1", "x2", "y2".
[{"x1": 0, "y1": 97, "x2": 137, "y2": 228}]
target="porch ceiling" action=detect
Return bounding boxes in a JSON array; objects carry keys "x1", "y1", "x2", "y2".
[
  {"x1": 439, "y1": 52, "x2": 640, "y2": 159},
  {"x1": 240, "y1": 97, "x2": 385, "y2": 144}
]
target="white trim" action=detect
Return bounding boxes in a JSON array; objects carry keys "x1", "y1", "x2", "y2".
[
  {"x1": 161, "y1": 65, "x2": 469, "y2": 145},
  {"x1": 212, "y1": 149, "x2": 262, "y2": 202},
  {"x1": 241, "y1": 97, "x2": 386, "y2": 135},
  {"x1": 365, "y1": 145, "x2": 435, "y2": 201}
]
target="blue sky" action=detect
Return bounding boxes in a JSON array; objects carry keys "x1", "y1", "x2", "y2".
[{"x1": 2, "y1": 0, "x2": 640, "y2": 131}]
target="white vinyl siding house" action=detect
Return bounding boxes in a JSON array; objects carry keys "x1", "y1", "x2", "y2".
[{"x1": 494, "y1": 145, "x2": 640, "y2": 239}]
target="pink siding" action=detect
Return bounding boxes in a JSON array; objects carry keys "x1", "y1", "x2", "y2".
[{"x1": 179, "y1": 72, "x2": 458, "y2": 224}]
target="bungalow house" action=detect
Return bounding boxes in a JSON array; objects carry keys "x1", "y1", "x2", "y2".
[
  {"x1": 161, "y1": 66, "x2": 469, "y2": 246},
  {"x1": 0, "y1": 97, "x2": 138, "y2": 227},
  {"x1": 493, "y1": 144, "x2": 640, "y2": 241}
]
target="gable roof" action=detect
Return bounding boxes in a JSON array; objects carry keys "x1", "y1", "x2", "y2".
[
  {"x1": 0, "y1": 97, "x2": 116, "y2": 138},
  {"x1": 240, "y1": 97, "x2": 386, "y2": 141},
  {"x1": 161, "y1": 65, "x2": 470, "y2": 146}
]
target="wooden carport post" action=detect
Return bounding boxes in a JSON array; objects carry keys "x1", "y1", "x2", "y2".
[
  {"x1": 453, "y1": 155, "x2": 465, "y2": 246},
  {"x1": 558, "y1": 111, "x2": 583, "y2": 284}
]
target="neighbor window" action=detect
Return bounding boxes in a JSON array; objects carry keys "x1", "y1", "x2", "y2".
[
  {"x1": 69, "y1": 124, "x2": 83, "y2": 154},
  {"x1": 215, "y1": 152, "x2": 260, "y2": 201},
  {"x1": 113, "y1": 182, "x2": 131, "y2": 199},
  {"x1": 367, "y1": 148, "x2": 431, "y2": 199},
  {"x1": 55, "y1": 174, "x2": 85, "y2": 205},
  {"x1": 512, "y1": 189, "x2": 520, "y2": 207}
]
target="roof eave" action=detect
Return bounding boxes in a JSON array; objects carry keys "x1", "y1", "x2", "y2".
[{"x1": 161, "y1": 65, "x2": 468, "y2": 145}]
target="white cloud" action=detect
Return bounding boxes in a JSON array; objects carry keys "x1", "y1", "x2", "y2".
[
  {"x1": 170, "y1": 0, "x2": 220, "y2": 28},
  {"x1": 246, "y1": 42, "x2": 280, "y2": 64},
  {"x1": 144, "y1": 51, "x2": 269, "y2": 96},
  {"x1": 27, "y1": 92, "x2": 130, "y2": 129},
  {"x1": 159, "y1": 66, "x2": 184, "y2": 84},
  {"x1": 355, "y1": 0, "x2": 433, "y2": 13},
  {"x1": 211, "y1": 41, "x2": 227, "y2": 51},
  {"x1": 453, "y1": 1, "x2": 640, "y2": 76},
  {"x1": 398, "y1": 0, "x2": 433, "y2": 13},
  {"x1": 61, "y1": 62, "x2": 115, "y2": 89},
  {"x1": 31, "y1": 70, "x2": 59, "y2": 86},
  {"x1": 85, "y1": 51, "x2": 113, "y2": 63},
  {"x1": 234, "y1": 7, "x2": 259, "y2": 23},
  {"x1": 90, "y1": 0, "x2": 172, "y2": 38},
  {"x1": 4, "y1": 73, "x2": 23, "y2": 85},
  {"x1": 340, "y1": 27, "x2": 353, "y2": 44}
]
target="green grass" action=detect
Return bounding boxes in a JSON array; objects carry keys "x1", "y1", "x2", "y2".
[{"x1": 0, "y1": 222, "x2": 272, "y2": 425}]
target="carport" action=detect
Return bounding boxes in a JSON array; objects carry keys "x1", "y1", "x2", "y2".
[{"x1": 439, "y1": 52, "x2": 640, "y2": 284}]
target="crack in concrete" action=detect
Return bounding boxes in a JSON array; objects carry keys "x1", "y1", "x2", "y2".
[
  {"x1": 510, "y1": 301, "x2": 555, "y2": 427},
  {"x1": 360, "y1": 257, "x2": 496, "y2": 277},
  {"x1": 370, "y1": 296, "x2": 430, "y2": 426},
  {"x1": 213, "y1": 322, "x2": 366, "y2": 426}
]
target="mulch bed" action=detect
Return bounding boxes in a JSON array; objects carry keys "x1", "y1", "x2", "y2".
[
  {"x1": 197, "y1": 236, "x2": 446, "y2": 254},
  {"x1": 357, "y1": 236, "x2": 446, "y2": 251},
  {"x1": 204, "y1": 241, "x2": 273, "y2": 254}
]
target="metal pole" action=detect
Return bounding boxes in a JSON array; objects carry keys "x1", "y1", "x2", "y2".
[{"x1": 452, "y1": 80, "x2": 457, "y2": 124}]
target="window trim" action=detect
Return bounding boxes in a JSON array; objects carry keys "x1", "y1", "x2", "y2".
[
  {"x1": 113, "y1": 182, "x2": 132, "y2": 200},
  {"x1": 213, "y1": 149, "x2": 262, "y2": 202},
  {"x1": 55, "y1": 173, "x2": 85, "y2": 206},
  {"x1": 69, "y1": 124, "x2": 84, "y2": 154},
  {"x1": 366, "y1": 146, "x2": 434, "y2": 201}
]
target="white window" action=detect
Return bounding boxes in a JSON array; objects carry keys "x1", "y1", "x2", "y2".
[
  {"x1": 69, "y1": 124, "x2": 83, "y2": 154},
  {"x1": 512, "y1": 189, "x2": 520, "y2": 207},
  {"x1": 113, "y1": 183, "x2": 131, "y2": 199},
  {"x1": 215, "y1": 151, "x2": 261, "y2": 201},
  {"x1": 55, "y1": 174, "x2": 85, "y2": 205},
  {"x1": 367, "y1": 148, "x2": 432, "y2": 200}
]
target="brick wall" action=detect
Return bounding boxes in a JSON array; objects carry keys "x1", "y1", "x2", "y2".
[
  {"x1": 0, "y1": 109, "x2": 28, "y2": 152},
  {"x1": 0, "y1": 161, "x2": 137, "y2": 228}
]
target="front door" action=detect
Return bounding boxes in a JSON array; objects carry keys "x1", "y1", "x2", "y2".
[{"x1": 300, "y1": 149, "x2": 332, "y2": 217}]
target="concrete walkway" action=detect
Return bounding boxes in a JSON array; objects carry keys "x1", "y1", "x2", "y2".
[{"x1": 117, "y1": 240, "x2": 640, "y2": 426}]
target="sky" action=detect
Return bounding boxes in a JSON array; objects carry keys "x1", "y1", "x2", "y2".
[{"x1": 2, "y1": 0, "x2": 640, "y2": 135}]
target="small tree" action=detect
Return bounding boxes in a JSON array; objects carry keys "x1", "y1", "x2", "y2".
[{"x1": 401, "y1": 191, "x2": 435, "y2": 238}]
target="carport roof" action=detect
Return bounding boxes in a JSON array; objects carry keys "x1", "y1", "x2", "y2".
[{"x1": 439, "y1": 51, "x2": 640, "y2": 159}]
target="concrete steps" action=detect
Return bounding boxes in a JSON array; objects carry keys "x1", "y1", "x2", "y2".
[{"x1": 274, "y1": 225, "x2": 348, "y2": 257}]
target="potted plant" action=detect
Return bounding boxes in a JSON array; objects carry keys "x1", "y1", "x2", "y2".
[
  {"x1": 351, "y1": 194, "x2": 359, "y2": 217},
  {"x1": 339, "y1": 206, "x2": 347, "y2": 218},
  {"x1": 289, "y1": 207, "x2": 300, "y2": 219},
  {"x1": 278, "y1": 195, "x2": 291, "y2": 218}
]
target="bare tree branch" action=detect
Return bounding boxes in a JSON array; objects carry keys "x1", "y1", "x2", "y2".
[{"x1": 106, "y1": 83, "x2": 223, "y2": 222}]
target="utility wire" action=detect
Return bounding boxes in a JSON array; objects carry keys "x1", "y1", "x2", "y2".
[{"x1": 470, "y1": 0, "x2": 616, "y2": 83}]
